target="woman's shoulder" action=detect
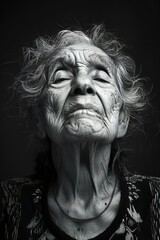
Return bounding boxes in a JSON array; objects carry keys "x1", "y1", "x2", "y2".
[
  {"x1": 0, "y1": 176, "x2": 44, "y2": 205},
  {"x1": 0, "y1": 176, "x2": 44, "y2": 190},
  {"x1": 126, "y1": 173, "x2": 160, "y2": 184},
  {"x1": 0, "y1": 176, "x2": 47, "y2": 239},
  {"x1": 0, "y1": 175, "x2": 43, "y2": 184},
  {"x1": 125, "y1": 173, "x2": 160, "y2": 197},
  {"x1": 126, "y1": 173, "x2": 160, "y2": 183}
]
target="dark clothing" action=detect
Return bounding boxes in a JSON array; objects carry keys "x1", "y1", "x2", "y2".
[{"x1": 0, "y1": 174, "x2": 160, "y2": 240}]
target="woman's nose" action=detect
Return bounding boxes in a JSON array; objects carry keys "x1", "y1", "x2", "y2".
[{"x1": 70, "y1": 76, "x2": 96, "y2": 96}]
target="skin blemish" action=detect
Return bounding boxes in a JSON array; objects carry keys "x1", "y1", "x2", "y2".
[{"x1": 77, "y1": 228, "x2": 83, "y2": 231}]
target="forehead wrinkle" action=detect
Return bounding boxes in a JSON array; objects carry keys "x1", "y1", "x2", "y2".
[
  {"x1": 54, "y1": 52, "x2": 76, "y2": 68},
  {"x1": 70, "y1": 49, "x2": 115, "y2": 76},
  {"x1": 67, "y1": 48, "x2": 111, "y2": 69},
  {"x1": 88, "y1": 53, "x2": 115, "y2": 73},
  {"x1": 48, "y1": 48, "x2": 116, "y2": 77},
  {"x1": 49, "y1": 49, "x2": 89, "y2": 73}
]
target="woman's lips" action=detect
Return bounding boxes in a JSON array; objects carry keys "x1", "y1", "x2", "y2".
[
  {"x1": 68, "y1": 109, "x2": 101, "y2": 118},
  {"x1": 64, "y1": 103, "x2": 104, "y2": 119}
]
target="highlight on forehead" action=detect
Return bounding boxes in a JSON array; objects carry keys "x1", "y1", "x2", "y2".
[
  {"x1": 88, "y1": 53, "x2": 115, "y2": 76},
  {"x1": 47, "y1": 48, "x2": 115, "y2": 78}
]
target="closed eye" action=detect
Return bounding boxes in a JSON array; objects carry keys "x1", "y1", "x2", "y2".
[
  {"x1": 94, "y1": 78, "x2": 109, "y2": 83},
  {"x1": 53, "y1": 69, "x2": 73, "y2": 84},
  {"x1": 92, "y1": 69, "x2": 110, "y2": 84},
  {"x1": 54, "y1": 77, "x2": 70, "y2": 83}
]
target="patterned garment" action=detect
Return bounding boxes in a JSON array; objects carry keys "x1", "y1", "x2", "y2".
[{"x1": 0, "y1": 174, "x2": 160, "y2": 240}]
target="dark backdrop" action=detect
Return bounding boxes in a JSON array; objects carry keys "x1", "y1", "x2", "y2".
[{"x1": 0, "y1": 0, "x2": 160, "y2": 180}]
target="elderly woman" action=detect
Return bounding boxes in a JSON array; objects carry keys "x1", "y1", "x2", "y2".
[{"x1": 0, "y1": 24, "x2": 160, "y2": 240}]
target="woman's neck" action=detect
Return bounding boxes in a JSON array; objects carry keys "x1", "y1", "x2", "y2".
[{"x1": 49, "y1": 140, "x2": 116, "y2": 219}]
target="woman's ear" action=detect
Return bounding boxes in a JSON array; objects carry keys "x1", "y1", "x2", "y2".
[
  {"x1": 34, "y1": 109, "x2": 46, "y2": 139},
  {"x1": 117, "y1": 108, "x2": 130, "y2": 138}
]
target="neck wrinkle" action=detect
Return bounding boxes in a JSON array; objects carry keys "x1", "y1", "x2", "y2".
[{"x1": 51, "y1": 140, "x2": 112, "y2": 206}]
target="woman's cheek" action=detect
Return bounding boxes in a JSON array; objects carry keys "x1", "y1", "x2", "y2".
[
  {"x1": 103, "y1": 89, "x2": 122, "y2": 116},
  {"x1": 44, "y1": 109, "x2": 65, "y2": 143},
  {"x1": 45, "y1": 88, "x2": 67, "y2": 118}
]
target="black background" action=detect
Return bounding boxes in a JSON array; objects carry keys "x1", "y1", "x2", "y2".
[{"x1": 0, "y1": 0, "x2": 160, "y2": 180}]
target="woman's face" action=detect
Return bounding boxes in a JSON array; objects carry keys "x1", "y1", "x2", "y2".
[{"x1": 40, "y1": 43, "x2": 128, "y2": 144}]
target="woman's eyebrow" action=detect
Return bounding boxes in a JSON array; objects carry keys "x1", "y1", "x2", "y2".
[
  {"x1": 92, "y1": 62, "x2": 111, "y2": 77},
  {"x1": 53, "y1": 56, "x2": 76, "y2": 71},
  {"x1": 88, "y1": 55, "x2": 112, "y2": 77}
]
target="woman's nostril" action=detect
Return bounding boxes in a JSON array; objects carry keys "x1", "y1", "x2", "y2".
[
  {"x1": 71, "y1": 85, "x2": 95, "y2": 96},
  {"x1": 87, "y1": 87, "x2": 94, "y2": 94},
  {"x1": 74, "y1": 88, "x2": 83, "y2": 95}
]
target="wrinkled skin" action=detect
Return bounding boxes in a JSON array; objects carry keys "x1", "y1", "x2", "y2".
[
  {"x1": 37, "y1": 43, "x2": 129, "y2": 239},
  {"x1": 41, "y1": 43, "x2": 126, "y2": 145}
]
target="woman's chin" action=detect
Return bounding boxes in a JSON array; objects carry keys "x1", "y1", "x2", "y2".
[{"x1": 63, "y1": 120, "x2": 107, "y2": 142}]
